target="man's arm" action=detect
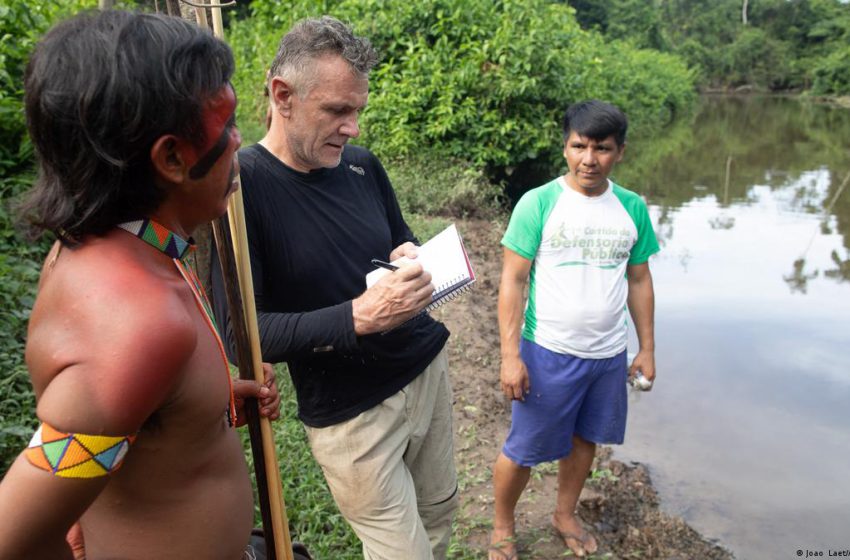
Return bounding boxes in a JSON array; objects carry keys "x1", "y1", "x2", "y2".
[
  {"x1": 0, "y1": 283, "x2": 192, "y2": 558},
  {"x1": 499, "y1": 248, "x2": 533, "y2": 400},
  {"x1": 0, "y1": 455, "x2": 104, "y2": 559},
  {"x1": 211, "y1": 241, "x2": 356, "y2": 364},
  {"x1": 352, "y1": 158, "x2": 426, "y2": 336},
  {"x1": 211, "y1": 245, "x2": 434, "y2": 364},
  {"x1": 626, "y1": 262, "x2": 656, "y2": 382}
]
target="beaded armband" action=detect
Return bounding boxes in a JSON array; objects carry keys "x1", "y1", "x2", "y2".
[{"x1": 24, "y1": 422, "x2": 136, "y2": 478}]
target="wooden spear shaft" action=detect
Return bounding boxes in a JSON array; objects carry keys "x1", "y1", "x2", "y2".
[
  {"x1": 225, "y1": 185, "x2": 293, "y2": 560},
  {"x1": 211, "y1": 213, "x2": 290, "y2": 560},
  {"x1": 204, "y1": 2, "x2": 294, "y2": 559},
  {"x1": 209, "y1": 222, "x2": 269, "y2": 528}
]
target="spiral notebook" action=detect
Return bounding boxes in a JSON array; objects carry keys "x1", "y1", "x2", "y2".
[{"x1": 366, "y1": 223, "x2": 476, "y2": 313}]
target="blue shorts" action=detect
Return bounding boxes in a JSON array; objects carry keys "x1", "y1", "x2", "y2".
[{"x1": 502, "y1": 339, "x2": 628, "y2": 467}]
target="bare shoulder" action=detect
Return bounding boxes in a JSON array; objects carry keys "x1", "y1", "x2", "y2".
[{"x1": 27, "y1": 235, "x2": 198, "y2": 435}]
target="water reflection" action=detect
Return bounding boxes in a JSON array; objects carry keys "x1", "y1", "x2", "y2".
[
  {"x1": 613, "y1": 96, "x2": 850, "y2": 560},
  {"x1": 615, "y1": 95, "x2": 850, "y2": 287},
  {"x1": 784, "y1": 258, "x2": 819, "y2": 294}
]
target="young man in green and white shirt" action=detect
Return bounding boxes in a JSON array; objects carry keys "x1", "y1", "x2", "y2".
[{"x1": 489, "y1": 100, "x2": 659, "y2": 560}]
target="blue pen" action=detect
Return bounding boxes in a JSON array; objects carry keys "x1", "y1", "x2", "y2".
[{"x1": 371, "y1": 258, "x2": 399, "y2": 271}]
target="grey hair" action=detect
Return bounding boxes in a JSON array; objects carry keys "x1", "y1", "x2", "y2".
[{"x1": 268, "y1": 16, "x2": 379, "y2": 96}]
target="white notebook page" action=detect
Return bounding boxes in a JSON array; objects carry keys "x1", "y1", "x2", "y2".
[{"x1": 366, "y1": 224, "x2": 474, "y2": 294}]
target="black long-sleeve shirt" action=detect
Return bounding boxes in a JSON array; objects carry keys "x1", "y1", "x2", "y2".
[{"x1": 211, "y1": 144, "x2": 449, "y2": 427}]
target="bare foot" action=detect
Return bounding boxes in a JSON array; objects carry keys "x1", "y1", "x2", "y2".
[
  {"x1": 489, "y1": 525, "x2": 518, "y2": 560},
  {"x1": 551, "y1": 513, "x2": 597, "y2": 557}
]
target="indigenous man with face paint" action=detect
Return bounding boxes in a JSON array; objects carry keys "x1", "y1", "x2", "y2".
[
  {"x1": 210, "y1": 16, "x2": 458, "y2": 560},
  {"x1": 489, "y1": 101, "x2": 659, "y2": 560},
  {"x1": 0, "y1": 11, "x2": 282, "y2": 560}
]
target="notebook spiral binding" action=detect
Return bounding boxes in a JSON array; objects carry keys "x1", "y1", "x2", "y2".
[{"x1": 425, "y1": 276, "x2": 474, "y2": 313}]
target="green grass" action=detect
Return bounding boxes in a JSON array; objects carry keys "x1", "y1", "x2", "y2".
[
  {"x1": 251, "y1": 366, "x2": 362, "y2": 558},
  {"x1": 250, "y1": 365, "x2": 485, "y2": 558}
]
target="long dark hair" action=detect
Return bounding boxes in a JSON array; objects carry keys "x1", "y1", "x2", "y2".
[{"x1": 20, "y1": 10, "x2": 234, "y2": 242}]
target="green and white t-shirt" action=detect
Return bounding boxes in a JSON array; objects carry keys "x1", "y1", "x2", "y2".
[{"x1": 502, "y1": 177, "x2": 659, "y2": 359}]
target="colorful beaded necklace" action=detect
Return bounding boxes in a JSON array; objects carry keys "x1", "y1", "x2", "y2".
[{"x1": 117, "y1": 219, "x2": 236, "y2": 427}]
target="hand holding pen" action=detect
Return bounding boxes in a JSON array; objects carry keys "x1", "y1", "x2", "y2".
[{"x1": 352, "y1": 248, "x2": 432, "y2": 335}]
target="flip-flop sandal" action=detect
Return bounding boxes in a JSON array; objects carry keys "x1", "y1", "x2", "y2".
[
  {"x1": 488, "y1": 536, "x2": 519, "y2": 560},
  {"x1": 552, "y1": 525, "x2": 598, "y2": 557}
]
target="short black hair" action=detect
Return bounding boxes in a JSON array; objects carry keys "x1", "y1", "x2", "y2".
[
  {"x1": 21, "y1": 10, "x2": 234, "y2": 242},
  {"x1": 561, "y1": 100, "x2": 628, "y2": 146}
]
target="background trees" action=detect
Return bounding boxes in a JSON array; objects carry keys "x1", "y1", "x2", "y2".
[
  {"x1": 566, "y1": 0, "x2": 850, "y2": 95},
  {"x1": 228, "y1": 0, "x2": 696, "y2": 198}
]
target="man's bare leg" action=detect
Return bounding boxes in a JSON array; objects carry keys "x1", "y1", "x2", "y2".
[
  {"x1": 552, "y1": 435, "x2": 598, "y2": 557},
  {"x1": 490, "y1": 452, "x2": 530, "y2": 559}
]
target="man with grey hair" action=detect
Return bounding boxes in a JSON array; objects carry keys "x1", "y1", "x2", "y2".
[{"x1": 211, "y1": 16, "x2": 458, "y2": 560}]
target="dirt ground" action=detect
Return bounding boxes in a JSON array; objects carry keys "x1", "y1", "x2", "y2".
[{"x1": 433, "y1": 218, "x2": 734, "y2": 560}]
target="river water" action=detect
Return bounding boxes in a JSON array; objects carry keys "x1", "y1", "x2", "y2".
[{"x1": 614, "y1": 96, "x2": 850, "y2": 560}]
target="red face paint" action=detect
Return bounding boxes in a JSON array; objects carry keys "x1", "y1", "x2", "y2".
[
  {"x1": 181, "y1": 84, "x2": 238, "y2": 179},
  {"x1": 201, "y1": 84, "x2": 237, "y2": 152}
]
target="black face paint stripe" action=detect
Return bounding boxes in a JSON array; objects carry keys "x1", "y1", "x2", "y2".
[{"x1": 188, "y1": 125, "x2": 231, "y2": 180}]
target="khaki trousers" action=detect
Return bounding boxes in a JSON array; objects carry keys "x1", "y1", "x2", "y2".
[{"x1": 305, "y1": 350, "x2": 458, "y2": 560}]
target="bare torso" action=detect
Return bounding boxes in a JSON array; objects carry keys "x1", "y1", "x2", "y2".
[{"x1": 25, "y1": 233, "x2": 253, "y2": 559}]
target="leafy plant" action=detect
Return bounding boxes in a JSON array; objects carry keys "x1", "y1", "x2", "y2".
[
  {"x1": 589, "y1": 467, "x2": 619, "y2": 483},
  {"x1": 0, "y1": 173, "x2": 50, "y2": 470},
  {"x1": 0, "y1": 0, "x2": 96, "y2": 472},
  {"x1": 229, "y1": 0, "x2": 696, "y2": 201},
  {"x1": 0, "y1": 1, "x2": 96, "y2": 176},
  {"x1": 385, "y1": 154, "x2": 502, "y2": 219},
  {"x1": 812, "y1": 45, "x2": 850, "y2": 96},
  {"x1": 568, "y1": 0, "x2": 850, "y2": 95}
]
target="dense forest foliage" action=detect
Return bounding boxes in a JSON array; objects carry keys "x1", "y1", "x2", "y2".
[
  {"x1": 227, "y1": 0, "x2": 696, "y2": 196},
  {"x1": 566, "y1": 0, "x2": 850, "y2": 95}
]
